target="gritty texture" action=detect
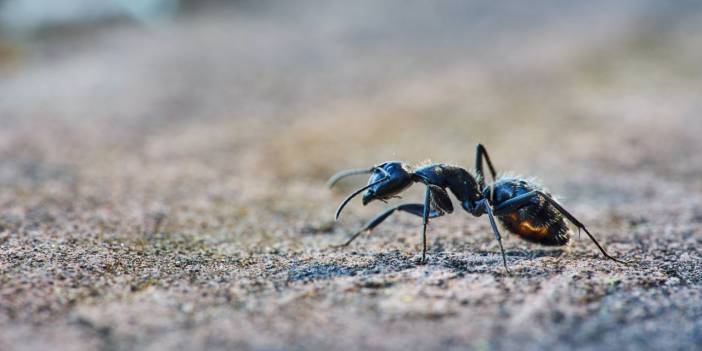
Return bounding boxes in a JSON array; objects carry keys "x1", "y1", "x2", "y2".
[{"x1": 1, "y1": 2, "x2": 702, "y2": 351}]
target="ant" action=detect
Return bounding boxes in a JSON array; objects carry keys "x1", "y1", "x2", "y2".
[{"x1": 327, "y1": 144, "x2": 627, "y2": 272}]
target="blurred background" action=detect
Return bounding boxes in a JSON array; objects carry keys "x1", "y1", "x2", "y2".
[
  {"x1": 1, "y1": 1, "x2": 701, "y2": 350},
  {"x1": 2, "y1": 0, "x2": 701, "y2": 178}
]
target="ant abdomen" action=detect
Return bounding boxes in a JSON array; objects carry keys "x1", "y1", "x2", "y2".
[{"x1": 490, "y1": 177, "x2": 571, "y2": 246}]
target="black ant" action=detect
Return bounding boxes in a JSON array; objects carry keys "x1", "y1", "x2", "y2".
[{"x1": 327, "y1": 144, "x2": 627, "y2": 272}]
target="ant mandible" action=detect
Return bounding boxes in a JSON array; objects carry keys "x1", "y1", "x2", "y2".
[{"x1": 327, "y1": 144, "x2": 627, "y2": 272}]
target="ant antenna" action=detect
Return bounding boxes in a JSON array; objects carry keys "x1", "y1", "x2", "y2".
[
  {"x1": 327, "y1": 167, "x2": 374, "y2": 188},
  {"x1": 332, "y1": 167, "x2": 390, "y2": 220}
]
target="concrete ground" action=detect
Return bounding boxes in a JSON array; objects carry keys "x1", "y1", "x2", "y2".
[{"x1": 1, "y1": 2, "x2": 701, "y2": 350}]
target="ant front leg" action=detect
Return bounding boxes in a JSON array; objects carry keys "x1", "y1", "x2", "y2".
[
  {"x1": 419, "y1": 184, "x2": 454, "y2": 264},
  {"x1": 332, "y1": 203, "x2": 444, "y2": 248},
  {"x1": 421, "y1": 186, "x2": 432, "y2": 264}
]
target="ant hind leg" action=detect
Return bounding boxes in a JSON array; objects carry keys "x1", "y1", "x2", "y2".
[
  {"x1": 492, "y1": 190, "x2": 628, "y2": 264},
  {"x1": 534, "y1": 191, "x2": 628, "y2": 264}
]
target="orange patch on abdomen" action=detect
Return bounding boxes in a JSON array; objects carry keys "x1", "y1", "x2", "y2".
[
  {"x1": 500, "y1": 213, "x2": 550, "y2": 239},
  {"x1": 516, "y1": 220, "x2": 550, "y2": 237},
  {"x1": 499, "y1": 211, "x2": 570, "y2": 246}
]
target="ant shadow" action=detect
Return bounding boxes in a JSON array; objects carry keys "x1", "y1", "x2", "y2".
[
  {"x1": 285, "y1": 247, "x2": 567, "y2": 283},
  {"x1": 286, "y1": 250, "x2": 415, "y2": 283}
]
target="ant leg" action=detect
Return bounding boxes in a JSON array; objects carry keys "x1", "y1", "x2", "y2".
[
  {"x1": 475, "y1": 144, "x2": 498, "y2": 186},
  {"x1": 332, "y1": 203, "x2": 443, "y2": 248},
  {"x1": 421, "y1": 186, "x2": 432, "y2": 263},
  {"x1": 475, "y1": 144, "x2": 498, "y2": 201},
  {"x1": 483, "y1": 201, "x2": 510, "y2": 273},
  {"x1": 493, "y1": 191, "x2": 628, "y2": 264},
  {"x1": 534, "y1": 191, "x2": 628, "y2": 264},
  {"x1": 417, "y1": 185, "x2": 455, "y2": 263},
  {"x1": 491, "y1": 192, "x2": 539, "y2": 216}
]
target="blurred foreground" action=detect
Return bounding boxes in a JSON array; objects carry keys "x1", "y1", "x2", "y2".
[{"x1": 1, "y1": 1, "x2": 701, "y2": 350}]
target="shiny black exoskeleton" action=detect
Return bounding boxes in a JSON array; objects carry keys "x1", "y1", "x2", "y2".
[{"x1": 327, "y1": 144, "x2": 626, "y2": 272}]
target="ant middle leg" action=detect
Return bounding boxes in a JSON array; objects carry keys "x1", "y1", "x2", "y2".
[
  {"x1": 475, "y1": 144, "x2": 498, "y2": 200},
  {"x1": 481, "y1": 200, "x2": 510, "y2": 273}
]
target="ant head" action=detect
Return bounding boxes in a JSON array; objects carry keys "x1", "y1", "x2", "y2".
[
  {"x1": 362, "y1": 162, "x2": 413, "y2": 205},
  {"x1": 329, "y1": 161, "x2": 415, "y2": 220}
]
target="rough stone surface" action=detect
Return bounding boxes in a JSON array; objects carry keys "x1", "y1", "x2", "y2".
[{"x1": 1, "y1": 2, "x2": 701, "y2": 350}]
